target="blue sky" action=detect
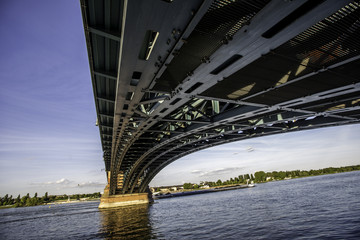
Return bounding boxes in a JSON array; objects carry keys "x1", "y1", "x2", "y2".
[
  {"x1": 151, "y1": 125, "x2": 360, "y2": 186},
  {"x1": 0, "y1": 1, "x2": 359, "y2": 197},
  {"x1": 0, "y1": 1, "x2": 104, "y2": 196}
]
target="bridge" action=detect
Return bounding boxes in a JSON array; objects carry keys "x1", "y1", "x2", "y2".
[{"x1": 80, "y1": 0, "x2": 360, "y2": 207}]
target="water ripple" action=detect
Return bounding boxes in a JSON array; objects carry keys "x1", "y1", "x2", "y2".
[{"x1": 0, "y1": 172, "x2": 359, "y2": 239}]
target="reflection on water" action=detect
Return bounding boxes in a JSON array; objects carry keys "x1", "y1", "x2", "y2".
[{"x1": 99, "y1": 204, "x2": 156, "y2": 239}]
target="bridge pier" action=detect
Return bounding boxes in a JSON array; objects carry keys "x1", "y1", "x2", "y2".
[
  {"x1": 99, "y1": 184, "x2": 152, "y2": 208},
  {"x1": 99, "y1": 193, "x2": 150, "y2": 208}
]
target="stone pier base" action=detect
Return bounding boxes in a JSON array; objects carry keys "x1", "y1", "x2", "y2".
[{"x1": 98, "y1": 193, "x2": 150, "y2": 208}]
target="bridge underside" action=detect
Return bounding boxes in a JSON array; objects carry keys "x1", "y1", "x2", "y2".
[{"x1": 81, "y1": 0, "x2": 360, "y2": 199}]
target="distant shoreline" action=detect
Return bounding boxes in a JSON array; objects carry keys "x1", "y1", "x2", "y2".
[
  {"x1": 0, "y1": 198, "x2": 101, "y2": 209},
  {"x1": 152, "y1": 165, "x2": 360, "y2": 194},
  {"x1": 0, "y1": 192, "x2": 101, "y2": 210},
  {"x1": 153, "y1": 169, "x2": 360, "y2": 200},
  {"x1": 153, "y1": 184, "x2": 255, "y2": 199},
  {"x1": 2, "y1": 166, "x2": 359, "y2": 209},
  {"x1": 46, "y1": 198, "x2": 100, "y2": 205}
]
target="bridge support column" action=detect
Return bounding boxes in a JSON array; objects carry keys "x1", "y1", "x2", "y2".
[
  {"x1": 99, "y1": 184, "x2": 153, "y2": 208},
  {"x1": 99, "y1": 193, "x2": 150, "y2": 208}
]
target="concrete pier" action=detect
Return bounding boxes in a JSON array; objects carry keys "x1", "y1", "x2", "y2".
[{"x1": 99, "y1": 193, "x2": 150, "y2": 208}]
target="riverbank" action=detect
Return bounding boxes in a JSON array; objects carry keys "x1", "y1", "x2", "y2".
[
  {"x1": 46, "y1": 198, "x2": 100, "y2": 205},
  {"x1": 153, "y1": 184, "x2": 255, "y2": 199},
  {"x1": 0, "y1": 197, "x2": 100, "y2": 209},
  {"x1": 0, "y1": 205, "x2": 13, "y2": 209}
]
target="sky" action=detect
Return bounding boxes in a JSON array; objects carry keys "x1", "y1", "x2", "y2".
[{"x1": 0, "y1": 1, "x2": 359, "y2": 197}]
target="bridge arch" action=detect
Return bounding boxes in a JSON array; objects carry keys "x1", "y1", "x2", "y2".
[
  {"x1": 142, "y1": 124, "x2": 359, "y2": 192},
  {"x1": 81, "y1": 0, "x2": 360, "y2": 197}
]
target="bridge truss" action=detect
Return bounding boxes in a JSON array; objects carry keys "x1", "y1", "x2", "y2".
[{"x1": 81, "y1": 0, "x2": 360, "y2": 195}]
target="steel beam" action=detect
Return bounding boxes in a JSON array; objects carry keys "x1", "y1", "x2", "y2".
[
  {"x1": 88, "y1": 26, "x2": 121, "y2": 42},
  {"x1": 97, "y1": 97, "x2": 115, "y2": 103},
  {"x1": 93, "y1": 70, "x2": 117, "y2": 81},
  {"x1": 139, "y1": 95, "x2": 169, "y2": 105}
]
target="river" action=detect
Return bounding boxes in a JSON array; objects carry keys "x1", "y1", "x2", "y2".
[{"x1": 1, "y1": 171, "x2": 360, "y2": 239}]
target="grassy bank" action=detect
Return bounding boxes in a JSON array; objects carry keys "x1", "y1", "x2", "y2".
[{"x1": 0, "y1": 192, "x2": 101, "y2": 209}]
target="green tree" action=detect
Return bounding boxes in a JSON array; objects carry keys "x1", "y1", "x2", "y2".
[
  {"x1": 20, "y1": 197, "x2": 26, "y2": 205},
  {"x1": 208, "y1": 182, "x2": 216, "y2": 187},
  {"x1": 183, "y1": 183, "x2": 193, "y2": 189},
  {"x1": 278, "y1": 171, "x2": 286, "y2": 179},
  {"x1": 8, "y1": 195, "x2": 13, "y2": 205},
  {"x1": 25, "y1": 197, "x2": 32, "y2": 206},
  {"x1": 254, "y1": 171, "x2": 266, "y2": 182},
  {"x1": 93, "y1": 192, "x2": 101, "y2": 198},
  {"x1": 43, "y1": 192, "x2": 49, "y2": 202},
  {"x1": 238, "y1": 175, "x2": 244, "y2": 183},
  {"x1": 250, "y1": 174, "x2": 255, "y2": 180},
  {"x1": 2, "y1": 194, "x2": 8, "y2": 206}
]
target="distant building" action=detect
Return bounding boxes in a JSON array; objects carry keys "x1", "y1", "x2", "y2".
[{"x1": 151, "y1": 185, "x2": 183, "y2": 192}]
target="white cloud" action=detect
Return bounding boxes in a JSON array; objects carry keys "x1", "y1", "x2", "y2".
[
  {"x1": 26, "y1": 178, "x2": 105, "y2": 195},
  {"x1": 77, "y1": 181, "x2": 105, "y2": 188},
  {"x1": 41, "y1": 178, "x2": 73, "y2": 185},
  {"x1": 198, "y1": 167, "x2": 244, "y2": 177},
  {"x1": 56, "y1": 178, "x2": 72, "y2": 184},
  {"x1": 39, "y1": 179, "x2": 105, "y2": 188}
]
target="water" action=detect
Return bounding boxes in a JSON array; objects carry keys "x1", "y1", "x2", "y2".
[{"x1": 1, "y1": 171, "x2": 360, "y2": 239}]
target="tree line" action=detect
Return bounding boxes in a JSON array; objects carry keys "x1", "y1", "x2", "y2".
[
  {"x1": 0, "y1": 192, "x2": 101, "y2": 208},
  {"x1": 183, "y1": 165, "x2": 360, "y2": 189}
]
